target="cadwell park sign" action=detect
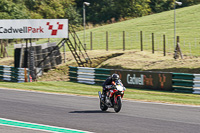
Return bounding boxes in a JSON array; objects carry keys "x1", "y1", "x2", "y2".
[
  {"x1": 0, "y1": 19, "x2": 68, "y2": 39},
  {"x1": 111, "y1": 70, "x2": 172, "y2": 91}
]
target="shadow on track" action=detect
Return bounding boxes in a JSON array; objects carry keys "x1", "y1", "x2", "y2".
[{"x1": 69, "y1": 110, "x2": 113, "y2": 113}]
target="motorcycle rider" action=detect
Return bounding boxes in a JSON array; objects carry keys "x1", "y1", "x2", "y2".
[{"x1": 102, "y1": 73, "x2": 125, "y2": 100}]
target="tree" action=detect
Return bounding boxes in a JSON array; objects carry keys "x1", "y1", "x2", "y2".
[
  {"x1": 34, "y1": 0, "x2": 65, "y2": 19},
  {"x1": 179, "y1": 0, "x2": 200, "y2": 7},
  {"x1": 149, "y1": 0, "x2": 174, "y2": 13},
  {"x1": 0, "y1": 0, "x2": 30, "y2": 19},
  {"x1": 65, "y1": 4, "x2": 82, "y2": 26},
  {"x1": 130, "y1": 0, "x2": 151, "y2": 17},
  {"x1": 23, "y1": 0, "x2": 78, "y2": 19},
  {"x1": 75, "y1": 0, "x2": 151, "y2": 24}
]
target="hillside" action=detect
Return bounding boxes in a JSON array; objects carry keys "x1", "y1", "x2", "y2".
[
  {"x1": 36, "y1": 50, "x2": 200, "y2": 81},
  {"x1": 1, "y1": 4, "x2": 200, "y2": 81},
  {"x1": 1, "y1": 49, "x2": 200, "y2": 82},
  {"x1": 76, "y1": 4, "x2": 200, "y2": 56}
]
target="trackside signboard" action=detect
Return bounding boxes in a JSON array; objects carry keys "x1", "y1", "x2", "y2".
[
  {"x1": 0, "y1": 19, "x2": 68, "y2": 39},
  {"x1": 111, "y1": 69, "x2": 173, "y2": 91}
]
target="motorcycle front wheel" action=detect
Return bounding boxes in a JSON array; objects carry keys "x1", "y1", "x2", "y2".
[
  {"x1": 114, "y1": 96, "x2": 122, "y2": 113},
  {"x1": 100, "y1": 100, "x2": 108, "y2": 111}
]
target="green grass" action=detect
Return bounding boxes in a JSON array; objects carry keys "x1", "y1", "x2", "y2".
[
  {"x1": 5, "y1": 4, "x2": 200, "y2": 57},
  {"x1": 77, "y1": 4, "x2": 200, "y2": 56},
  {"x1": 0, "y1": 81, "x2": 200, "y2": 105},
  {"x1": 49, "y1": 4, "x2": 200, "y2": 56}
]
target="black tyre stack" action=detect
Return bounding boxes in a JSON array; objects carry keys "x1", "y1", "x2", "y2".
[
  {"x1": 35, "y1": 46, "x2": 42, "y2": 68},
  {"x1": 55, "y1": 46, "x2": 62, "y2": 65},
  {"x1": 29, "y1": 46, "x2": 36, "y2": 80},
  {"x1": 14, "y1": 42, "x2": 62, "y2": 79},
  {"x1": 14, "y1": 48, "x2": 21, "y2": 68}
]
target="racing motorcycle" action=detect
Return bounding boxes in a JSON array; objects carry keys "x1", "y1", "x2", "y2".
[{"x1": 98, "y1": 80, "x2": 126, "y2": 113}]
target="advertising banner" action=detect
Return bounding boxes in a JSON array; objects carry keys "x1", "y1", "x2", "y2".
[
  {"x1": 0, "y1": 19, "x2": 68, "y2": 39},
  {"x1": 111, "y1": 70, "x2": 172, "y2": 91}
]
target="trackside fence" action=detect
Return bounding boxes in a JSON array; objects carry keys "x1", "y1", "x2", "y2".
[
  {"x1": 172, "y1": 73, "x2": 200, "y2": 94},
  {"x1": 69, "y1": 66, "x2": 111, "y2": 85},
  {"x1": 0, "y1": 65, "x2": 30, "y2": 82},
  {"x1": 69, "y1": 66, "x2": 200, "y2": 94}
]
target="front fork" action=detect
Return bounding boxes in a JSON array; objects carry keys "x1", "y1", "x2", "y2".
[
  {"x1": 114, "y1": 94, "x2": 120, "y2": 104},
  {"x1": 114, "y1": 93, "x2": 124, "y2": 104}
]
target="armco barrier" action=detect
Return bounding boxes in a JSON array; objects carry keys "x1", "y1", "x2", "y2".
[
  {"x1": 0, "y1": 65, "x2": 30, "y2": 83},
  {"x1": 172, "y1": 73, "x2": 200, "y2": 94},
  {"x1": 69, "y1": 66, "x2": 111, "y2": 85}
]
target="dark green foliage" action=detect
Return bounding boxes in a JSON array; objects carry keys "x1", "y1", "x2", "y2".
[
  {"x1": 75, "y1": 0, "x2": 151, "y2": 24},
  {"x1": 0, "y1": 0, "x2": 200, "y2": 25},
  {"x1": 0, "y1": 0, "x2": 30, "y2": 19},
  {"x1": 65, "y1": 4, "x2": 82, "y2": 26},
  {"x1": 149, "y1": 0, "x2": 200, "y2": 13},
  {"x1": 179, "y1": 0, "x2": 200, "y2": 7},
  {"x1": 149, "y1": 0, "x2": 174, "y2": 13}
]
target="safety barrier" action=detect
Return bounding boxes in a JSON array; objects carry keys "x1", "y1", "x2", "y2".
[
  {"x1": 172, "y1": 73, "x2": 200, "y2": 94},
  {"x1": 0, "y1": 65, "x2": 30, "y2": 83},
  {"x1": 69, "y1": 66, "x2": 111, "y2": 85},
  {"x1": 69, "y1": 66, "x2": 173, "y2": 91},
  {"x1": 69, "y1": 66, "x2": 200, "y2": 94}
]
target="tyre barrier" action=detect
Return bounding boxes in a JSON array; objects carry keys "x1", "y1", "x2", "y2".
[
  {"x1": 14, "y1": 42, "x2": 62, "y2": 69},
  {"x1": 0, "y1": 65, "x2": 30, "y2": 83},
  {"x1": 14, "y1": 42, "x2": 63, "y2": 78},
  {"x1": 172, "y1": 73, "x2": 200, "y2": 94},
  {"x1": 69, "y1": 66, "x2": 200, "y2": 94},
  {"x1": 69, "y1": 66, "x2": 111, "y2": 85}
]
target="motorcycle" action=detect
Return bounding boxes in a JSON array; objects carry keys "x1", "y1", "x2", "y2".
[{"x1": 98, "y1": 80, "x2": 126, "y2": 113}]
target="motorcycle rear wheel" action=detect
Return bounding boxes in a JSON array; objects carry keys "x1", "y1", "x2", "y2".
[
  {"x1": 114, "y1": 96, "x2": 122, "y2": 113},
  {"x1": 100, "y1": 100, "x2": 108, "y2": 111}
]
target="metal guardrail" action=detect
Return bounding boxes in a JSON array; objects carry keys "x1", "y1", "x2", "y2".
[{"x1": 0, "y1": 65, "x2": 30, "y2": 83}]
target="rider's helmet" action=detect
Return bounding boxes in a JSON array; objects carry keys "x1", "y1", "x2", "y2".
[{"x1": 111, "y1": 73, "x2": 119, "y2": 81}]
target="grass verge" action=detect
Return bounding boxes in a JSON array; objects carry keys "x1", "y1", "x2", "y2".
[{"x1": 0, "y1": 81, "x2": 200, "y2": 106}]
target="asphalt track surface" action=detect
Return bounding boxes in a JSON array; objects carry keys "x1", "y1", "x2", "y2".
[{"x1": 0, "y1": 88, "x2": 200, "y2": 133}]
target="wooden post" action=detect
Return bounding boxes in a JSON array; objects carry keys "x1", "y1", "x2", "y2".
[
  {"x1": 140, "y1": 31, "x2": 143, "y2": 51},
  {"x1": 0, "y1": 40, "x2": 3, "y2": 57},
  {"x1": 163, "y1": 35, "x2": 166, "y2": 56},
  {"x1": 5, "y1": 40, "x2": 8, "y2": 57},
  {"x1": 24, "y1": 39, "x2": 28, "y2": 68},
  {"x1": 152, "y1": 33, "x2": 154, "y2": 54},
  {"x1": 3, "y1": 40, "x2": 5, "y2": 58},
  {"x1": 63, "y1": 40, "x2": 66, "y2": 63},
  {"x1": 19, "y1": 42, "x2": 24, "y2": 68},
  {"x1": 90, "y1": 32, "x2": 92, "y2": 50},
  {"x1": 106, "y1": 31, "x2": 108, "y2": 51},
  {"x1": 123, "y1": 31, "x2": 125, "y2": 51}
]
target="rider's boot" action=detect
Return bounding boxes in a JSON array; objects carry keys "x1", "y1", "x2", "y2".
[{"x1": 101, "y1": 90, "x2": 106, "y2": 101}]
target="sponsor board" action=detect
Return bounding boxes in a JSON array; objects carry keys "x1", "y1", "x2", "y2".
[
  {"x1": 0, "y1": 19, "x2": 68, "y2": 39},
  {"x1": 111, "y1": 70, "x2": 172, "y2": 91}
]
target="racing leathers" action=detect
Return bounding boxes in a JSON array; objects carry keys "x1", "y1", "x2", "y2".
[{"x1": 102, "y1": 76, "x2": 124, "y2": 98}]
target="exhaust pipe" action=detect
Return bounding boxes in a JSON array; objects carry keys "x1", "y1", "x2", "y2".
[{"x1": 98, "y1": 91, "x2": 102, "y2": 99}]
